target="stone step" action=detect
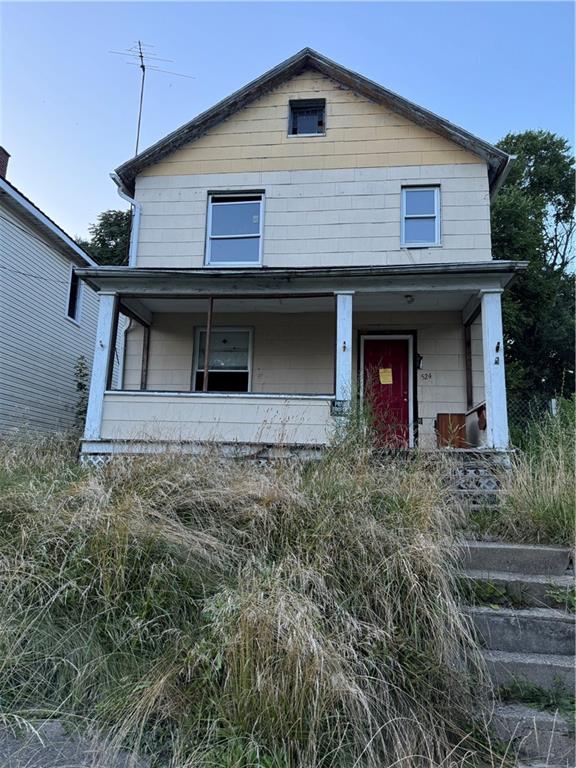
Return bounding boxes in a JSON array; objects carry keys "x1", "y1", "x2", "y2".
[
  {"x1": 462, "y1": 541, "x2": 574, "y2": 576},
  {"x1": 462, "y1": 570, "x2": 574, "y2": 609},
  {"x1": 467, "y1": 606, "x2": 575, "y2": 656},
  {"x1": 491, "y1": 704, "x2": 575, "y2": 765},
  {"x1": 484, "y1": 649, "x2": 575, "y2": 692}
]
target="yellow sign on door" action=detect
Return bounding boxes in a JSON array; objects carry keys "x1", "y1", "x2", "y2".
[{"x1": 379, "y1": 368, "x2": 393, "y2": 385}]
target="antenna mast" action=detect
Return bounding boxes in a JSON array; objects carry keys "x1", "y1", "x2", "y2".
[
  {"x1": 109, "y1": 41, "x2": 195, "y2": 158},
  {"x1": 135, "y1": 40, "x2": 146, "y2": 156}
]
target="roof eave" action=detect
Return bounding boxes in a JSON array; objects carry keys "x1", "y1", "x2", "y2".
[{"x1": 0, "y1": 177, "x2": 97, "y2": 267}]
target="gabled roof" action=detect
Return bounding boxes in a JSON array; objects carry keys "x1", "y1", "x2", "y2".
[
  {"x1": 0, "y1": 176, "x2": 97, "y2": 267},
  {"x1": 115, "y1": 47, "x2": 512, "y2": 197}
]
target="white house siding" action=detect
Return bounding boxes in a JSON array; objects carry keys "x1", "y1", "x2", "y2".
[
  {"x1": 120, "y1": 309, "x2": 471, "y2": 449},
  {"x1": 134, "y1": 164, "x2": 491, "y2": 269},
  {"x1": 0, "y1": 205, "x2": 98, "y2": 432},
  {"x1": 100, "y1": 393, "x2": 334, "y2": 445}
]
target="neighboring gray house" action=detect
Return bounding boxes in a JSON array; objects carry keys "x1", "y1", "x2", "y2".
[{"x1": 0, "y1": 149, "x2": 99, "y2": 433}]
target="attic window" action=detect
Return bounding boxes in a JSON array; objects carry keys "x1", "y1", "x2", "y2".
[{"x1": 289, "y1": 99, "x2": 325, "y2": 135}]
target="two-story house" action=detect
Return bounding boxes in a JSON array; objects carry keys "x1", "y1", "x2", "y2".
[
  {"x1": 0, "y1": 149, "x2": 100, "y2": 434},
  {"x1": 78, "y1": 49, "x2": 526, "y2": 461}
]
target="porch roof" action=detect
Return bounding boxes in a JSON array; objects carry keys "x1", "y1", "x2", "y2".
[{"x1": 77, "y1": 261, "x2": 527, "y2": 297}]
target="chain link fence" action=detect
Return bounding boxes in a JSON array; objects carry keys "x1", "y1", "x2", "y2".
[{"x1": 507, "y1": 395, "x2": 556, "y2": 448}]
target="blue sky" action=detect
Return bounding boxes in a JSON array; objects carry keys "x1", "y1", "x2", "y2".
[{"x1": 1, "y1": 1, "x2": 574, "y2": 238}]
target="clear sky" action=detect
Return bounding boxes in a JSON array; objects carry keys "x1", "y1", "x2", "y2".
[{"x1": 1, "y1": 1, "x2": 574, "y2": 238}]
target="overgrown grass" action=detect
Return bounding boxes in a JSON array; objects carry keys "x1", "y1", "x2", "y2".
[
  {"x1": 0, "y1": 428, "x2": 499, "y2": 767},
  {"x1": 470, "y1": 397, "x2": 575, "y2": 545}
]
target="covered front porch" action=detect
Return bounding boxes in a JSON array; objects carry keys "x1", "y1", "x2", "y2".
[{"x1": 78, "y1": 263, "x2": 523, "y2": 459}]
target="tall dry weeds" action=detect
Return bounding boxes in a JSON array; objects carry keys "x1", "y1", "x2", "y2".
[
  {"x1": 0, "y1": 430, "x2": 492, "y2": 767},
  {"x1": 471, "y1": 398, "x2": 575, "y2": 545}
]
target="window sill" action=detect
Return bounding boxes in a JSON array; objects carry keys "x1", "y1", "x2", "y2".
[
  {"x1": 204, "y1": 263, "x2": 263, "y2": 268},
  {"x1": 287, "y1": 132, "x2": 326, "y2": 138},
  {"x1": 400, "y1": 243, "x2": 442, "y2": 250},
  {"x1": 65, "y1": 315, "x2": 81, "y2": 327}
]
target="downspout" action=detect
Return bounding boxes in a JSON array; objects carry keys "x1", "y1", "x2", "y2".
[
  {"x1": 110, "y1": 172, "x2": 141, "y2": 267},
  {"x1": 489, "y1": 154, "x2": 516, "y2": 201}
]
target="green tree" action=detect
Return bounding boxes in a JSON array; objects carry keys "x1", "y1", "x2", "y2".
[
  {"x1": 491, "y1": 130, "x2": 575, "y2": 405},
  {"x1": 76, "y1": 209, "x2": 131, "y2": 266}
]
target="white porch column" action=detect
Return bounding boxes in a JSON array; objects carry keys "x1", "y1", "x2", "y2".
[
  {"x1": 84, "y1": 292, "x2": 118, "y2": 440},
  {"x1": 480, "y1": 289, "x2": 509, "y2": 449},
  {"x1": 335, "y1": 292, "x2": 354, "y2": 403}
]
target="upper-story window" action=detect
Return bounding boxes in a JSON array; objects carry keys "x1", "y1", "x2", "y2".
[
  {"x1": 66, "y1": 268, "x2": 82, "y2": 322},
  {"x1": 401, "y1": 186, "x2": 441, "y2": 247},
  {"x1": 206, "y1": 194, "x2": 263, "y2": 266},
  {"x1": 289, "y1": 99, "x2": 325, "y2": 136}
]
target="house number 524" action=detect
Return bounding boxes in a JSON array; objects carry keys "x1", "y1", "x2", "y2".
[{"x1": 420, "y1": 372, "x2": 433, "y2": 381}]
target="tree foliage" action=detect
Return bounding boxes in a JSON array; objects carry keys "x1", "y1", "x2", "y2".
[
  {"x1": 491, "y1": 130, "x2": 575, "y2": 404},
  {"x1": 77, "y1": 209, "x2": 131, "y2": 266}
]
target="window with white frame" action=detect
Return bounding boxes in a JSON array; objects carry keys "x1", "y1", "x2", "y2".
[
  {"x1": 401, "y1": 186, "x2": 440, "y2": 247},
  {"x1": 66, "y1": 269, "x2": 82, "y2": 322},
  {"x1": 205, "y1": 194, "x2": 263, "y2": 265},
  {"x1": 193, "y1": 328, "x2": 252, "y2": 392}
]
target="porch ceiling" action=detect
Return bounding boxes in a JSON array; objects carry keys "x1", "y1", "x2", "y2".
[{"x1": 129, "y1": 292, "x2": 470, "y2": 314}]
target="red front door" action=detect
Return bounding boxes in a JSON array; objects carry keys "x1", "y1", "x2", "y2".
[{"x1": 363, "y1": 338, "x2": 411, "y2": 447}]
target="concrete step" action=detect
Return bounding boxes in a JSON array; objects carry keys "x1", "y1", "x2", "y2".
[
  {"x1": 517, "y1": 764, "x2": 572, "y2": 768},
  {"x1": 462, "y1": 570, "x2": 574, "y2": 609},
  {"x1": 491, "y1": 704, "x2": 575, "y2": 765},
  {"x1": 0, "y1": 720, "x2": 148, "y2": 767},
  {"x1": 484, "y1": 650, "x2": 575, "y2": 692},
  {"x1": 467, "y1": 606, "x2": 575, "y2": 656},
  {"x1": 462, "y1": 541, "x2": 574, "y2": 577}
]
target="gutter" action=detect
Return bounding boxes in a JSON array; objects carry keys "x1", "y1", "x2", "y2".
[
  {"x1": 110, "y1": 172, "x2": 141, "y2": 267},
  {"x1": 76, "y1": 260, "x2": 529, "y2": 280}
]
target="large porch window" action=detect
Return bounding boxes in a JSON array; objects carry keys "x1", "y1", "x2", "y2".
[{"x1": 193, "y1": 328, "x2": 252, "y2": 392}]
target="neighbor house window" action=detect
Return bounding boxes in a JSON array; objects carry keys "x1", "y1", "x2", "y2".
[
  {"x1": 193, "y1": 328, "x2": 252, "y2": 392},
  {"x1": 401, "y1": 187, "x2": 441, "y2": 247},
  {"x1": 289, "y1": 99, "x2": 325, "y2": 135},
  {"x1": 206, "y1": 194, "x2": 263, "y2": 266},
  {"x1": 66, "y1": 269, "x2": 81, "y2": 322}
]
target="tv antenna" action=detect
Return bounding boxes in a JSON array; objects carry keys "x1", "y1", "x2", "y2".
[{"x1": 109, "y1": 40, "x2": 195, "y2": 156}]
